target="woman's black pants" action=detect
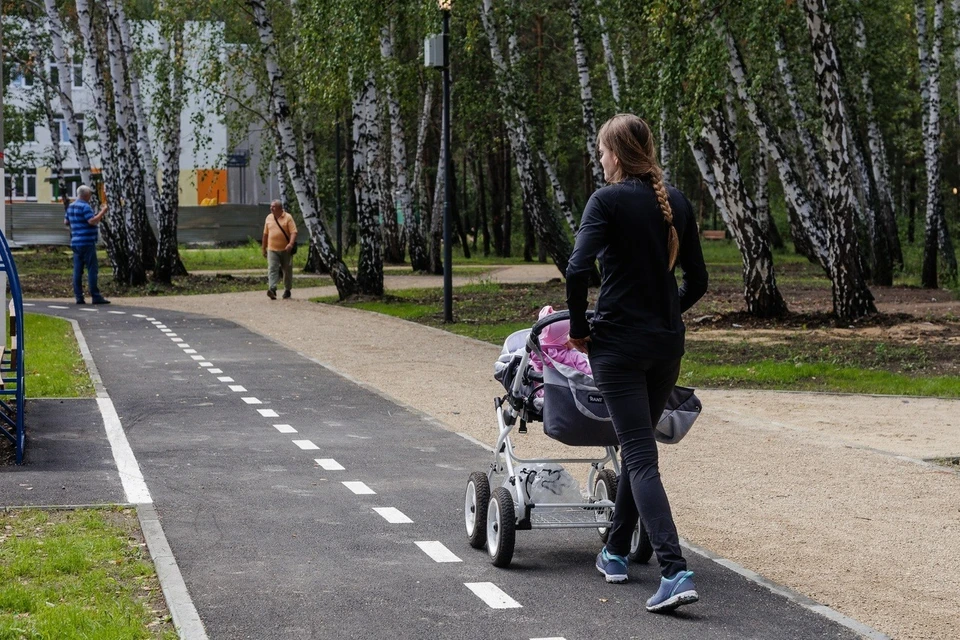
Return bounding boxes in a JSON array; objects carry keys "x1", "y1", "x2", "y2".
[{"x1": 589, "y1": 349, "x2": 687, "y2": 579}]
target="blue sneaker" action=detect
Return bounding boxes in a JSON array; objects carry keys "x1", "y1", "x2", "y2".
[
  {"x1": 595, "y1": 547, "x2": 628, "y2": 583},
  {"x1": 646, "y1": 570, "x2": 699, "y2": 612}
]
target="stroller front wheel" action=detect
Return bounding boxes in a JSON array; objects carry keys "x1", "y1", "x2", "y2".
[
  {"x1": 593, "y1": 468, "x2": 618, "y2": 542},
  {"x1": 465, "y1": 472, "x2": 491, "y2": 549},
  {"x1": 486, "y1": 487, "x2": 516, "y2": 568}
]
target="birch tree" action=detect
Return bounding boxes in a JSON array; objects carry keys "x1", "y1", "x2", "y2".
[
  {"x1": 352, "y1": 72, "x2": 384, "y2": 295},
  {"x1": 595, "y1": 0, "x2": 621, "y2": 107},
  {"x1": 915, "y1": 0, "x2": 957, "y2": 287},
  {"x1": 480, "y1": 0, "x2": 573, "y2": 275},
  {"x1": 569, "y1": 0, "x2": 603, "y2": 190},
  {"x1": 800, "y1": 0, "x2": 876, "y2": 319},
  {"x1": 248, "y1": 0, "x2": 357, "y2": 299}
]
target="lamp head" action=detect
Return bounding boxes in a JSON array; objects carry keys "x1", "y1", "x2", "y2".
[
  {"x1": 954, "y1": 187, "x2": 958, "y2": 195},
  {"x1": 438, "y1": 0, "x2": 451, "y2": 9}
]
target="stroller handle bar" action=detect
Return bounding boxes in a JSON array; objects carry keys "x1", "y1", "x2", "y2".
[{"x1": 530, "y1": 309, "x2": 594, "y2": 339}]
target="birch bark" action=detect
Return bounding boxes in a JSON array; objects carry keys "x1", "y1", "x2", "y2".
[
  {"x1": 569, "y1": 0, "x2": 604, "y2": 190},
  {"x1": 696, "y1": 108, "x2": 787, "y2": 317},
  {"x1": 595, "y1": 0, "x2": 621, "y2": 107},
  {"x1": 75, "y1": 0, "x2": 129, "y2": 284},
  {"x1": 413, "y1": 80, "x2": 434, "y2": 247},
  {"x1": 801, "y1": 0, "x2": 877, "y2": 319},
  {"x1": 539, "y1": 150, "x2": 578, "y2": 234},
  {"x1": 915, "y1": 0, "x2": 957, "y2": 287},
  {"x1": 248, "y1": 0, "x2": 356, "y2": 298},
  {"x1": 352, "y1": 72, "x2": 385, "y2": 295},
  {"x1": 481, "y1": 0, "x2": 573, "y2": 274}
]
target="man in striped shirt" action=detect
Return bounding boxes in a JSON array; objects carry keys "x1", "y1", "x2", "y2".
[{"x1": 63, "y1": 185, "x2": 110, "y2": 305}]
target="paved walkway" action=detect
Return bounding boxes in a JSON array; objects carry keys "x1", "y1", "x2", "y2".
[{"x1": 3, "y1": 300, "x2": 877, "y2": 640}]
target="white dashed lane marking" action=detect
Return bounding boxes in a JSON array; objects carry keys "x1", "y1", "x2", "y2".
[
  {"x1": 342, "y1": 481, "x2": 375, "y2": 495},
  {"x1": 217, "y1": 377, "x2": 234, "y2": 382},
  {"x1": 178, "y1": 344, "x2": 191, "y2": 349},
  {"x1": 48, "y1": 305, "x2": 68, "y2": 309},
  {"x1": 292, "y1": 440, "x2": 319, "y2": 450},
  {"x1": 315, "y1": 459, "x2": 344, "y2": 470},
  {"x1": 373, "y1": 507, "x2": 412, "y2": 524},
  {"x1": 241, "y1": 397, "x2": 261, "y2": 405},
  {"x1": 80, "y1": 308, "x2": 96, "y2": 312},
  {"x1": 23, "y1": 303, "x2": 34, "y2": 307},
  {"x1": 208, "y1": 368, "x2": 223, "y2": 374},
  {"x1": 272, "y1": 424, "x2": 297, "y2": 433},
  {"x1": 108, "y1": 310, "x2": 125, "y2": 315},
  {"x1": 191, "y1": 356, "x2": 204, "y2": 361},
  {"x1": 228, "y1": 385, "x2": 247, "y2": 392},
  {"x1": 156, "y1": 325, "x2": 167, "y2": 329},
  {"x1": 133, "y1": 314, "x2": 147, "y2": 318},
  {"x1": 146, "y1": 317, "x2": 155, "y2": 321},
  {"x1": 185, "y1": 350, "x2": 198, "y2": 355},
  {"x1": 257, "y1": 409, "x2": 279, "y2": 417},
  {"x1": 171, "y1": 338, "x2": 183, "y2": 342},
  {"x1": 464, "y1": 583, "x2": 522, "y2": 609},
  {"x1": 415, "y1": 541, "x2": 462, "y2": 563},
  {"x1": 199, "y1": 362, "x2": 213, "y2": 367}
]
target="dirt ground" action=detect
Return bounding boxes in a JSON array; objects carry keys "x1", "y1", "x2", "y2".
[{"x1": 108, "y1": 264, "x2": 960, "y2": 640}]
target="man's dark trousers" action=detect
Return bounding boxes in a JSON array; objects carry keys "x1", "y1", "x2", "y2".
[{"x1": 72, "y1": 244, "x2": 101, "y2": 303}]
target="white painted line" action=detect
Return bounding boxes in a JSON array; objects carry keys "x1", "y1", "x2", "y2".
[
  {"x1": 184, "y1": 349, "x2": 198, "y2": 354},
  {"x1": 190, "y1": 355, "x2": 204, "y2": 361},
  {"x1": 23, "y1": 303, "x2": 35, "y2": 307},
  {"x1": 178, "y1": 344, "x2": 191, "y2": 348},
  {"x1": 373, "y1": 507, "x2": 412, "y2": 524},
  {"x1": 161, "y1": 329, "x2": 173, "y2": 333},
  {"x1": 315, "y1": 458, "x2": 344, "y2": 470},
  {"x1": 108, "y1": 310, "x2": 126, "y2": 315},
  {"x1": 241, "y1": 397, "x2": 261, "y2": 405},
  {"x1": 80, "y1": 308, "x2": 96, "y2": 312},
  {"x1": 228, "y1": 385, "x2": 247, "y2": 392},
  {"x1": 133, "y1": 314, "x2": 147, "y2": 318},
  {"x1": 171, "y1": 338, "x2": 183, "y2": 343},
  {"x1": 151, "y1": 321, "x2": 163, "y2": 325},
  {"x1": 207, "y1": 368, "x2": 223, "y2": 374},
  {"x1": 415, "y1": 541, "x2": 462, "y2": 563},
  {"x1": 342, "y1": 481, "x2": 375, "y2": 495},
  {"x1": 199, "y1": 362, "x2": 213, "y2": 367},
  {"x1": 273, "y1": 424, "x2": 297, "y2": 433},
  {"x1": 292, "y1": 440, "x2": 319, "y2": 450},
  {"x1": 257, "y1": 409, "x2": 279, "y2": 417},
  {"x1": 156, "y1": 325, "x2": 167, "y2": 329},
  {"x1": 464, "y1": 583, "x2": 522, "y2": 609},
  {"x1": 217, "y1": 376, "x2": 234, "y2": 382},
  {"x1": 48, "y1": 305, "x2": 68, "y2": 309},
  {"x1": 146, "y1": 317, "x2": 155, "y2": 320}
]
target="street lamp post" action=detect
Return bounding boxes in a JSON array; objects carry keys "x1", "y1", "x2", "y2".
[{"x1": 426, "y1": 1, "x2": 453, "y2": 323}]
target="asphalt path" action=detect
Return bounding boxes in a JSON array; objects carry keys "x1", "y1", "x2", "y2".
[{"x1": 23, "y1": 301, "x2": 864, "y2": 640}]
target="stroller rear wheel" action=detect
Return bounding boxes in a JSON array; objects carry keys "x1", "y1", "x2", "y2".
[
  {"x1": 629, "y1": 522, "x2": 654, "y2": 563},
  {"x1": 465, "y1": 472, "x2": 491, "y2": 549},
  {"x1": 593, "y1": 469, "x2": 618, "y2": 542},
  {"x1": 486, "y1": 487, "x2": 516, "y2": 568}
]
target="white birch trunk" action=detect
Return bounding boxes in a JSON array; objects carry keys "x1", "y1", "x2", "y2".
[
  {"x1": 720, "y1": 22, "x2": 829, "y2": 269},
  {"x1": 382, "y1": 25, "x2": 429, "y2": 271},
  {"x1": 595, "y1": 0, "x2": 620, "y2": 107},
  {"x1": 801, "y1": 0, "x2": 877, "y2": 319},
  {"x1": 569, "y1": 0, "x2": 603, "y2": 190},
  {"x1": 481, "y1": 0, "x2": 572, "y2": 274},
  {"x1": 351, "y1": 72, "x2": 384, "y2": 294},
  {"x1": 75, "y1": 0, "x2": 129, "y2": 283},
  {"x1": 42, "y1": 0, "x2": 95, "y2": 195},
  {"x1": 697, "y1": 108, "x2": 787, "y2": 317},
  {"x1": 248, "y1": 0, "x2": 356, "y2": 298},
  {"x1": 413, "y1": 81, "x2": 434, "y2": 240},
  {"x1": 915, "y1": 0, "x2": 957, "y2": 286},
  {"x1": 953, "y1": 0, "x2": 960, "y2": 129},
  {"x1": 539, "y1": 150, "x2": 578, "y2": 234}
]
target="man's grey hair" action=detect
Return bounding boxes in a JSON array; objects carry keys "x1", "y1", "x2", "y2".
[
  {"x1": 77, "y1": 185, "x2": 92, "y2": 198},
  {"x1": 271, "y1": 199, "x2": 282, "y2": 208}
]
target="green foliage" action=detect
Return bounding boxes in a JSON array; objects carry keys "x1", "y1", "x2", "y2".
[{"x1": 20, "y1": 314, "x2": 95, "y2": 399}]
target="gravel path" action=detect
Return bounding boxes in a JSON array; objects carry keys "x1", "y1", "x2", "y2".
[{"x1": 118, "y1": 265, "x2": 960, "y2": 640}]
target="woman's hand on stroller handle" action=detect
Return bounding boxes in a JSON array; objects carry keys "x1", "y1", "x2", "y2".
[{"x1": 566, "y1": 336, "x2": 591, "y2": 354}]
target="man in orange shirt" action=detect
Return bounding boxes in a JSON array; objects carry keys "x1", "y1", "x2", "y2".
[{"x1": 261, "y1": 200, "x2": 298, "y2": 300}]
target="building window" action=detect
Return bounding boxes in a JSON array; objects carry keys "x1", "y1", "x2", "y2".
[
  {"x1": 4, "y1": 170, "x2": 38, "y2": 201},
  {"x1": 53, "y1": 116, "x2": 71, "y2": 143},
  {"x1": 51, "y1": 170, "x2": 82, "y2": 201}
]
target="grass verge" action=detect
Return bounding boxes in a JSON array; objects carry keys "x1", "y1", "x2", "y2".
[
  {"x1": 316, "y1": 281, "x2": 960, "y2": 398},
  {"x1": 20, "y1": 314, "x2": 94, "y2": 398},
  {"x1": 0, "y1": 508, "x2": 176, "y2": 639}
]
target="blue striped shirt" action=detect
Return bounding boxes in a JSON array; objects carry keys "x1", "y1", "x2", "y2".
[{"x1": 65, "y1": 200, "x2": 99, "y2": 247}]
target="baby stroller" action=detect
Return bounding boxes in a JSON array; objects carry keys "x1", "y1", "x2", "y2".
[{"x1": 463, "y1": 309, "x2": 701, "y2": 568}]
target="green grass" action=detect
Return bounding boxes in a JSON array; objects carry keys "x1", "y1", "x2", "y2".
[
  {"x1": 0, "y1": 508, "x2": 176, "y2": 639},
  {"x1": 17, "y1": 314, "x2": 94, "y2": 398}
]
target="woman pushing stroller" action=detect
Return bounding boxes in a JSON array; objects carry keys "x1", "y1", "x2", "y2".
[{"x1": 566, "y1": 114, "x2": 708, "y2": 612}]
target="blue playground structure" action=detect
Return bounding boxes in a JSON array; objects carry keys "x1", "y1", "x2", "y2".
[{"x1": 0, "y1": 230, "x2": 25, "y2": 464}]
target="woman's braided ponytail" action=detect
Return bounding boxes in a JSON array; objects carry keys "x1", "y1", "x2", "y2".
[{"x1": 650, "y1": 168, "x2": 679, "y2": 270}]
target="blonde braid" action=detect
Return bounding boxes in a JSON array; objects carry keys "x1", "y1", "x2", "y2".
[{"x1": 651, "y1": 169, "x2": 679, "y2": 270}]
